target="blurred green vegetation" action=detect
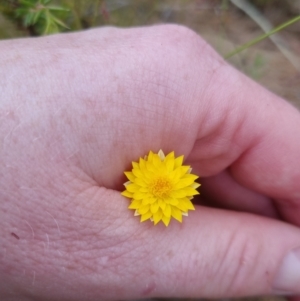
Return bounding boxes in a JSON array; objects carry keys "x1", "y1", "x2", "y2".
[
  {"x1": 0, "y1": 0, "x2": 299, "y2": 106},
  {"x1": 0, "y1": 0, "x2": 164, "y2": 36},
  {"x1": 0, "y1": 0, "x2": 300, "y2": 96},
  {"x1": 0, "y1": 0, "x2": 300, "y2": 104},
  {"x1": 1, "y1": 0, "x2": 299, "y2": 45}
]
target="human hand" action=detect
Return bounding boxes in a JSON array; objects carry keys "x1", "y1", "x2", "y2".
[{"x1": 1, "y1": 25, "x2": 300, "y2": 300}]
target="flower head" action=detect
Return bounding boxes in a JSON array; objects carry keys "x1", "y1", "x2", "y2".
[{"x1": 121, "y1": 150, "x2": 200, "y2": 226}]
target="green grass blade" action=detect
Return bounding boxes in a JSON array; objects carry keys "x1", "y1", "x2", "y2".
[{"x1": 225, "y1": 14, "x2": 300, "y2": 59}]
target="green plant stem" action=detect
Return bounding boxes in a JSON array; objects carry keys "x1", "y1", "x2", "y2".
[
  {"x1": 225, "y1": 14, "x2": 300, "y2": 59},
  {"x1": 64, "y1": 0, "x2": 81, "y2": 30},
  {"x1": 91, "y1": 0, "x2": 101, "y2": 27}
]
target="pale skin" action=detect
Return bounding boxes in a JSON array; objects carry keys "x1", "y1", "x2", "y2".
[{"x1": 1, "y1": 25, "x2": 300, "y2": 301}]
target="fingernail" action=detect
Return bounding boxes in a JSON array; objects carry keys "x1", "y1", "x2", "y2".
[{"x1": 273, "y1": 248, "x2": 300, "y2": 294}]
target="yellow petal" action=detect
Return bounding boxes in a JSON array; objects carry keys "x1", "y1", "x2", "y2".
[
  {"x1": 169, "y1": 168, "x2": 182, "y2": 183},
  {"x1": 142, "y1": 198, "x2": 151, "y2": 206},
  {"x1": 175, "y1": 200, "x2": 188, "y2": 212},
  {"x1": 146, "y1": 161, "x2": 156, "y2": 172},
  {"x1": 148, "y1": 197, "x2": 157, "y2": 204},
  {"x1": 134, "y1": 178, "x2": 147, "y2": 187},
  {"x1": 174, "y1": 177, "x2": 197, "y2": 190},
  {"x1": 126, "y1": 183, "x2": 140, "y2": 193},
  {"x1": 124, "y1": 181, "x2": 131, "y2": 187},
  {"x1": 165, "y1": 159, "x2": 174, "y2": 172},
  {"x1": 140, "y1": 211, "x2": 152, "y2": 222},
  {"x1": 174, "y1": 155, "x2": 184, "y2": 168},
  {"x1": 165, "y1": 151, "x2": 175, "y2": 160},
  {"x1": 139, "y1": 158, "x2": 147, "y2": 170},
  {"x1": 153, "y1": 154, "x2": 162, "y2": 168},
  {"x1": 124, "y1": 172, "x2": 135, "y2": 182},
  {"x1": 184, "y1": 198, "x2": 195, "y2": 210},
  {"x1": 171, "y1": 206, "x2": 182, "y2": 222},
  {"x1": 132, "y1": 168, "x2": 143, "y2": 178},
  {"x1": 158, "y1": 149, "x2": 165, "y2": 160},
  {"x1": 138, "y1": 205, "x2": 150, "y2": 215},
  {"x1": 176, "y1": 198, "x2": 195, "y2": 211},
  {"x1": 191, "y1": 182, "x2": 201, "y2": 189},
  {"x1": 170, "y1": 189, "x2": 189, "y2": 198},
  {"x1": 132, "y1": 162, "x2": 139, "y2": 169},
  {"x1": 121, "y1": 190, "x2": 133, "y2": 198},
  {"x1": 147, "y1": 151, "x2": 154, "y2": 162},
  {"x1": 128, "y1": 199, "x2": 142, "y2": 209},
  {"x1": 153, "y1": 209, "x2": 163, "y2": 225},
  {"x1": 184, "y1": 187, "x2": 200, "y2": 196},
  {"x1": 162, "y1": 215, "x2": 171, "y2": 226},
  {"x1": 133, "y1": 191, "x2": 147, "y2": 200},
  {"x1": 178, "y1": 165, "x2": 190, "y2": 176},
  {"x1": 181, "y1": 174, "x2": 198, "y2": 181},
  {"x1": 151, "y1": 202, "x2": 159, "y2": 214},
  {"x1": 139, "y1": 187, "x2": 149, "y2": 192},
  {"x1": 142, "y1": 170, "x2": 153, "y2": 181},
  {"x1": 163, "y1": 204, "x2": 171, "y2": 217},
  {"x1": 171, "y1": 187, "x2": 199, "y2": 198},
  {"x1": 158, "y1": 199, "x2": 166, "y2": 210},
  {"x1": 166, "y1": 197, "x2": 179, "y2": 206}
]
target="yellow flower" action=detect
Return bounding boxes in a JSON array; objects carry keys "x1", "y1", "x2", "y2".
[{"x1": 121, "y1": 150, "x2": 200, "y2": 226}]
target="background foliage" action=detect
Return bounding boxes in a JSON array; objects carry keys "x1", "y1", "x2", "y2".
[{"x1": 0, "y1": 0, "x2": 299, "y2": 109}]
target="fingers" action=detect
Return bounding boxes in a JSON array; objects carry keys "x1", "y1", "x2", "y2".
[
  {"x1": 185, "y1": 43, "x2": 300, "y2": 224},
  {"x1": 189, "y1": 62, "x2": 300, "y2": 189},
  {"x1": 227, "y1": 72, "x2": 300, "y2": 225},
  {"x1": 0, "y1": 25, "x2": 215, "y2": 189},
  {"x1": 200, "y1": 170, "x2": 279, "y2": 218},
  {"x1": 4, "y1": 24, "x2": 299, "y2": 218},
  {"x1": 105, "y1": 192, "x2": 300, "y2": 299},
  {"x1": 5, "y1": 187, "x2": 300, "y2": 300},
  {"x1": 32, "y1": 189, "x2": 300, "y2": 300}
]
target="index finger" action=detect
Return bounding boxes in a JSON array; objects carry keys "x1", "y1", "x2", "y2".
[{"x1": 189, "y1": 63, "x2": 300, "y2": 225}]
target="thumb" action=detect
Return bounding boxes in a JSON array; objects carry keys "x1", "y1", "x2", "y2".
[{"x1": 101, "y1": 192, "x2": 300, "y2": 299}]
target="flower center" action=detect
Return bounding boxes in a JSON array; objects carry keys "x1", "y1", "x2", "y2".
[{"x1": 150, "y1": 177, "x2": 172, "y2": 198}]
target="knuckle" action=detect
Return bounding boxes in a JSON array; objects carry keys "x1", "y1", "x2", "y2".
[
  {"x1": 149, "y1": 24, "x2": 210, "y2": 63},
  {"x1": 152, "y1": 24, "x2": 224, "y2": 66},
  {"x1": 221, "y1": 226, "x2": 262, "y2": 296}
]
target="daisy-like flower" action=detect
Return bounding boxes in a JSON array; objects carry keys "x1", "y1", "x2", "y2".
[{"x1": 121, "y1": 150, "x2": 200, "y2": 226}]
